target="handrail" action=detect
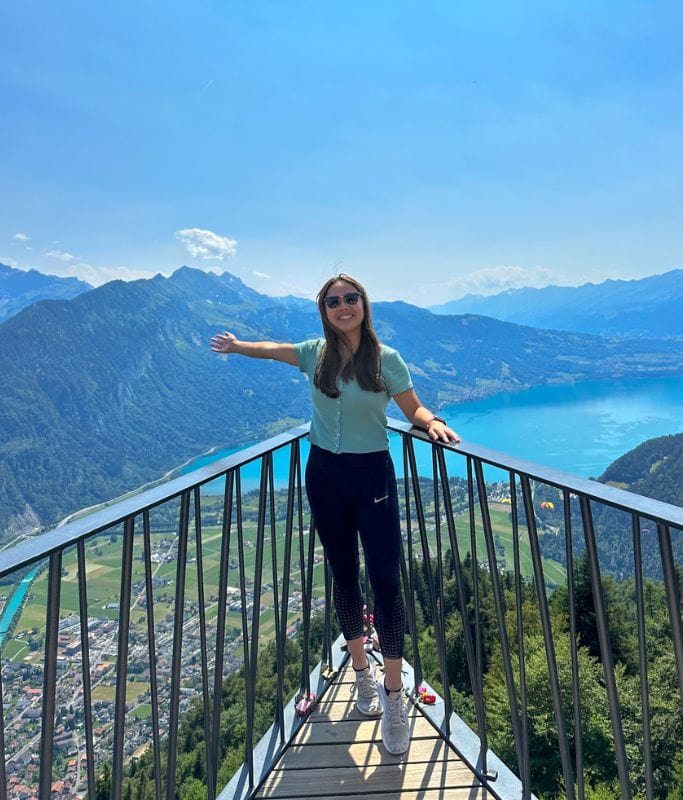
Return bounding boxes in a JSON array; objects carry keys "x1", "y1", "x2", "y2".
[
  {"x1": 0, "y1": 424, "x2": 311, "y2": 578},
  {"x1": 1, "y1": 420, "x2": 682, "y2": 800},
  {"x1": 387, "y1": 418, "x2": 683, "y2": 528}
]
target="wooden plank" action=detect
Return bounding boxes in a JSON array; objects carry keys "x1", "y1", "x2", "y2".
[
  {"x1": 272, "y1": 737, "x2": 461, "y2": 770},
  {"x1": 310, "y1": 699, "x2": 422, "y2": 723},
  {"x1": 280, "y1": 791, "x2": 489, "y2": 800},
  {"x1": 259, "y1": 790, "x2": 490, "y2": 800},
  {"x1": 293, "y1": 715, "x2": 439, "y2": 745},
  {"x1": 256, "y1": 759, "x2": 481, "y2": 798}
]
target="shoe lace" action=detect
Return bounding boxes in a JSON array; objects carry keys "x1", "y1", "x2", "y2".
[
  {"x1": 356, "y1": 669, "x2": 376, "y2": 699},
  {"x1": 387, "y1": 691, "x2": 407, "y2": 726}
]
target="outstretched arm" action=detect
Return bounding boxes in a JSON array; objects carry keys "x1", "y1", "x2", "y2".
[
  {"x1": 392, "y1": 387, "x2": 460, "y2": 444},
  {"x1": 210, "y1": 331, "x2": 298, "y2": 366}
]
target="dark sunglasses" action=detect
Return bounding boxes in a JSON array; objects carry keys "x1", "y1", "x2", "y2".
[{"x1": 323, "y1": 291, "x2": 361, "y2": 309}]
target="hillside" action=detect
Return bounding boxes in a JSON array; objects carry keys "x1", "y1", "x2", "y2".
[
  {"x1": 3, "y1": 267, "x2": 683, "y2": 538},
  {"x1": 430, "y1": 269, "x2": 683, "y2": 338},
  {"x1": 600, "y1": 432, "x2": 683, "y2": 508},
  {"x1": 0, "y1": 262, "x2": 92, "y2": 323}
]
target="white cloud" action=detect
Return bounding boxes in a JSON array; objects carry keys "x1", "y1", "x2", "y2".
[
  {"x1": 458, "y1": 265, "x2": 556, "y2": 296},
  {"x1": 13, "y1": 232, "x2": 30, "y2": 242},
  {"x1": 44, "y1": 249, "x2": 77, "y2": 262},
  {"x1": 175, "y1": 228, "x2": 238, "y2": 260},
  {"x1": 252, "y1": 270, "x2": 271, "y2": 279}
]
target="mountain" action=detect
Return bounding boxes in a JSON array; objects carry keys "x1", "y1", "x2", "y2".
[
  {"x1": 600, "y1": 432, "x2": 683, "y2": 508},
  {"x1": 3, "y1": 266, "x2": 683, "y2": 539},
  {"x1": 0, "y1": 262, "x2": 92, "y2": 323},
  {"x1": 429, "y1": 269, "x2": 683, "y2": 338}
]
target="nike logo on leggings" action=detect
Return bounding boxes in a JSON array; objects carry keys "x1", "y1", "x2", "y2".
[{"x1": 373, "y1": 494, "x2": 389, "y2": 503}]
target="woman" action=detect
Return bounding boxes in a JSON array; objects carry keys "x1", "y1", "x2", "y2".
[{"x1": 211, "y1": 274, "x2": 460, "y2": 755}]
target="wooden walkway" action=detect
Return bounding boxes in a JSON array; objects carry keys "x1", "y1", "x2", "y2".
[{"x1": 254, "y1": 659, "x2": 490, "y2": 800}]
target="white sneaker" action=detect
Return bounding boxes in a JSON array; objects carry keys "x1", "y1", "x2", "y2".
[
  {"x1": 378, "y1": 682, "x2": 410, "y2": 755},
  {"x1": 353, "y1": 663, "x2": 383, "y2": 717}
]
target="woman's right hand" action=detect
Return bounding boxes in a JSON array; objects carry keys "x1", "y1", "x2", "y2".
[{"x1": 210, "y1": 331, "x2": 239, "y2": 354}]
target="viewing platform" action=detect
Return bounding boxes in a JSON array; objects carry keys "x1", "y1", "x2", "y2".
[{"x1": 1, "y1": 420, "x2": 682, "y2": 799}]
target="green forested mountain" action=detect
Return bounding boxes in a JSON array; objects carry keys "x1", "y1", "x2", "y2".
[
  {"x1": 3, "y1": 266, "x2": 683, "y2": 539},
  {"x1": 600, "y1": 432, "x2": 683, "y2": 508}
]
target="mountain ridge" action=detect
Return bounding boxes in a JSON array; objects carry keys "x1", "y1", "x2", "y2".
[
  {"x1": 429, "y1": 269, "x2": 683, "y2": 338},
  {"x1": 0, "y1": 262, "x2": 92, "y2": 323},
  {"x1": 3, "y1": 266, "x2": 683, "y2": 539}
]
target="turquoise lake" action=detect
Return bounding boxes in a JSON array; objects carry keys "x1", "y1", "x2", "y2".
[{"x1": 182, "y1": 374, "x2": 683, "y2": 490}]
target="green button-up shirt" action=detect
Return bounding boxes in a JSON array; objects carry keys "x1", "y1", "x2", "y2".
[{"x1": 294, "y1": 338, "x2": 413, "y2": 454}]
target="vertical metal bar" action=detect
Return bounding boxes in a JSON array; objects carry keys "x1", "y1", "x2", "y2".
[
  {"x1": 210, "y1": 471, "x2": 235, "y2": 794},
  {"x1": 522, "y1": 476, "x2": 576, "y2": 800},
  {"x1": 267, "y1": 454, "x2": 286, "y2": 742},
  {"x1": 402, "y1": 436, "x2": 423, "y2": 693},
  {"x1": 112, "y1": 518, "x2": 135, "y2": 800},
  {"x1": 77, "y1": 541, "x2": 97, "y2": 800},
  {"x1": 235, "y1": 471, "x2": 255, "y2": 787},
  {"x1": 322, "y1": 557, "x2": 334, "y2": 669},
  {"x1": 193, "y1": 486, "x2": 215, "y2": 800},
  {"x1": 657, "y1": 522, "x2": 683, "y2": 712},
  {"x1": 0, "y1": 639, "x2": 7, "y2": 800},
  {"x1": 633, "y1": 516, "x2": 653, "y2": 800},
  {"x1": 467, "y1": 456, "x2": 488, "y2": 769},
  {"x1": 435, "y1": 449, "x2": 479, "y2": 734},
  {"x1": 509, "y1": 475, "x2": 531, "y2": 798},
  {"x1": 246, "y1": 455, "x2": 269, "y2": 759},
  {"x1": 563, "y1": 490, "x2": 584, "y2": 800},
  {"x1": 579, "y1": 496, "x2": 632, "y2": 800},
  {"x1": 166, "y1": 491, "x2": 191, "y2": 800},
  {"x1": 142, "y1": 510, "x2": 163, "y2": 800},
  {"x1": 431, "y1": 447, "x2": 453, "y2": 730},
  {"x1": 473, "y1": 459, "x2": 523, "y2": 774},
  {"x1": 39, "y1": 551, "x2": 62, "y2": 800},
  {"x1": 404, "y1": 436, "x2": 454, "y2": 723},
  {"x1": 278, "y1": 445, "x2": 297, "y2": 681},
  {"x1": 300, "y1": 514, "x2": 317, "y2": 695}
]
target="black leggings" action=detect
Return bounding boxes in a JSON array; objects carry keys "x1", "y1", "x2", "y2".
[{"x1": 305, "y1": 444, "x2": 406, "y2": 660}]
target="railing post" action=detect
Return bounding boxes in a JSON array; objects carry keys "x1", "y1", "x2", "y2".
[
  {"x1": 142, "y1": 509, "x2": 164, "y2": 800},
  {"x1": 657, "y1": 522, "x2": 683, "y2": 712},
  {"x1": 166, "y1": 491, "x2": 191, "y2": 800},
  {"x1": 39, "y1": 551, "x2": 62, "y2": 800},
  {"x1": 112, "y1": 517, "x2": 135, "y2": 799},
  {"x1": 77, "y1": 541, "x2": 97, "y2": 800},
  {"x1": 633, "y1": 516, "x2": 654, "y2": 800},
  {"x1": 0, "y1": 654, "x2": 6, "y2": 800},
  {"x1": 522, "y1": 475, "x2": 576, "y2": 800},
  {"x1": 510, "y1": 474, "x2": 531, "y2": 798},
  {"x1": 579, "y1": 496, "x2": 631, "y2": 800},
  {"x1": 563, "y1": 489, "x2": 584, "y2": 800}
]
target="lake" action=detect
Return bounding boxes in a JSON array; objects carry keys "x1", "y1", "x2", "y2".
[{"x1": 181, "y1": 374, "x2": 683, "y2": 491}]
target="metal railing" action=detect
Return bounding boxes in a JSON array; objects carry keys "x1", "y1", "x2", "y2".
[{"x1": 0, "y1": 420, "x2": 681, "y2": 799}]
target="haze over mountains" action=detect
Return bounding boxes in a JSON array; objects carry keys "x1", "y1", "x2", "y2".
[
  {"x1": 2, "y1": 265, "x2": 683, "y2": 540},
  {"x1": 0, "y1": 262, "x2": 92, "y2": 323},
  {"x1": 430, "y1": 269, "x2": 683, "y2": 338}
]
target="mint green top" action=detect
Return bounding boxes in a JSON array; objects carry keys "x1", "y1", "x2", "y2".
[{"x1": 294, "y1": 338, "x2": 413, "y2": 453}]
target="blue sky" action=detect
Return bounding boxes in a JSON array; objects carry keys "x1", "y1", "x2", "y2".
[{"x1": 2, "y1": 1, "x2": 682, "y2": 305}]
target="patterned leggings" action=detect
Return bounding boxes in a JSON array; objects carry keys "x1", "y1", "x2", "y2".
[{"x1": 305, "y1": 444, "x2": 406, "y2": 660}]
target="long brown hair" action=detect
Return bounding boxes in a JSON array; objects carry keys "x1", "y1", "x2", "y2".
[{"x1": 314, "y1": 273, "x2": 385, "y2": 398}]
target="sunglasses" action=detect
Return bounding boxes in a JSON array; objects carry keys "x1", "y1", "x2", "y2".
[{"x1": 323, "y1": 291, "x2": 361, "y2": 309}]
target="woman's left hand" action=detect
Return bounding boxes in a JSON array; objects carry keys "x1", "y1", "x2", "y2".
[{"x1": 426, "y1": 418, "x2": 460, "y2": 444}]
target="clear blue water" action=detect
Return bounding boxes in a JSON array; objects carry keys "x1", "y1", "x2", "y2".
[
  {"x1": 181, "y1": 374, "x2": 683, "y2": 491},
  {"x1": 0, "y1": 564, "x2": 42, "y2": 648}
]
